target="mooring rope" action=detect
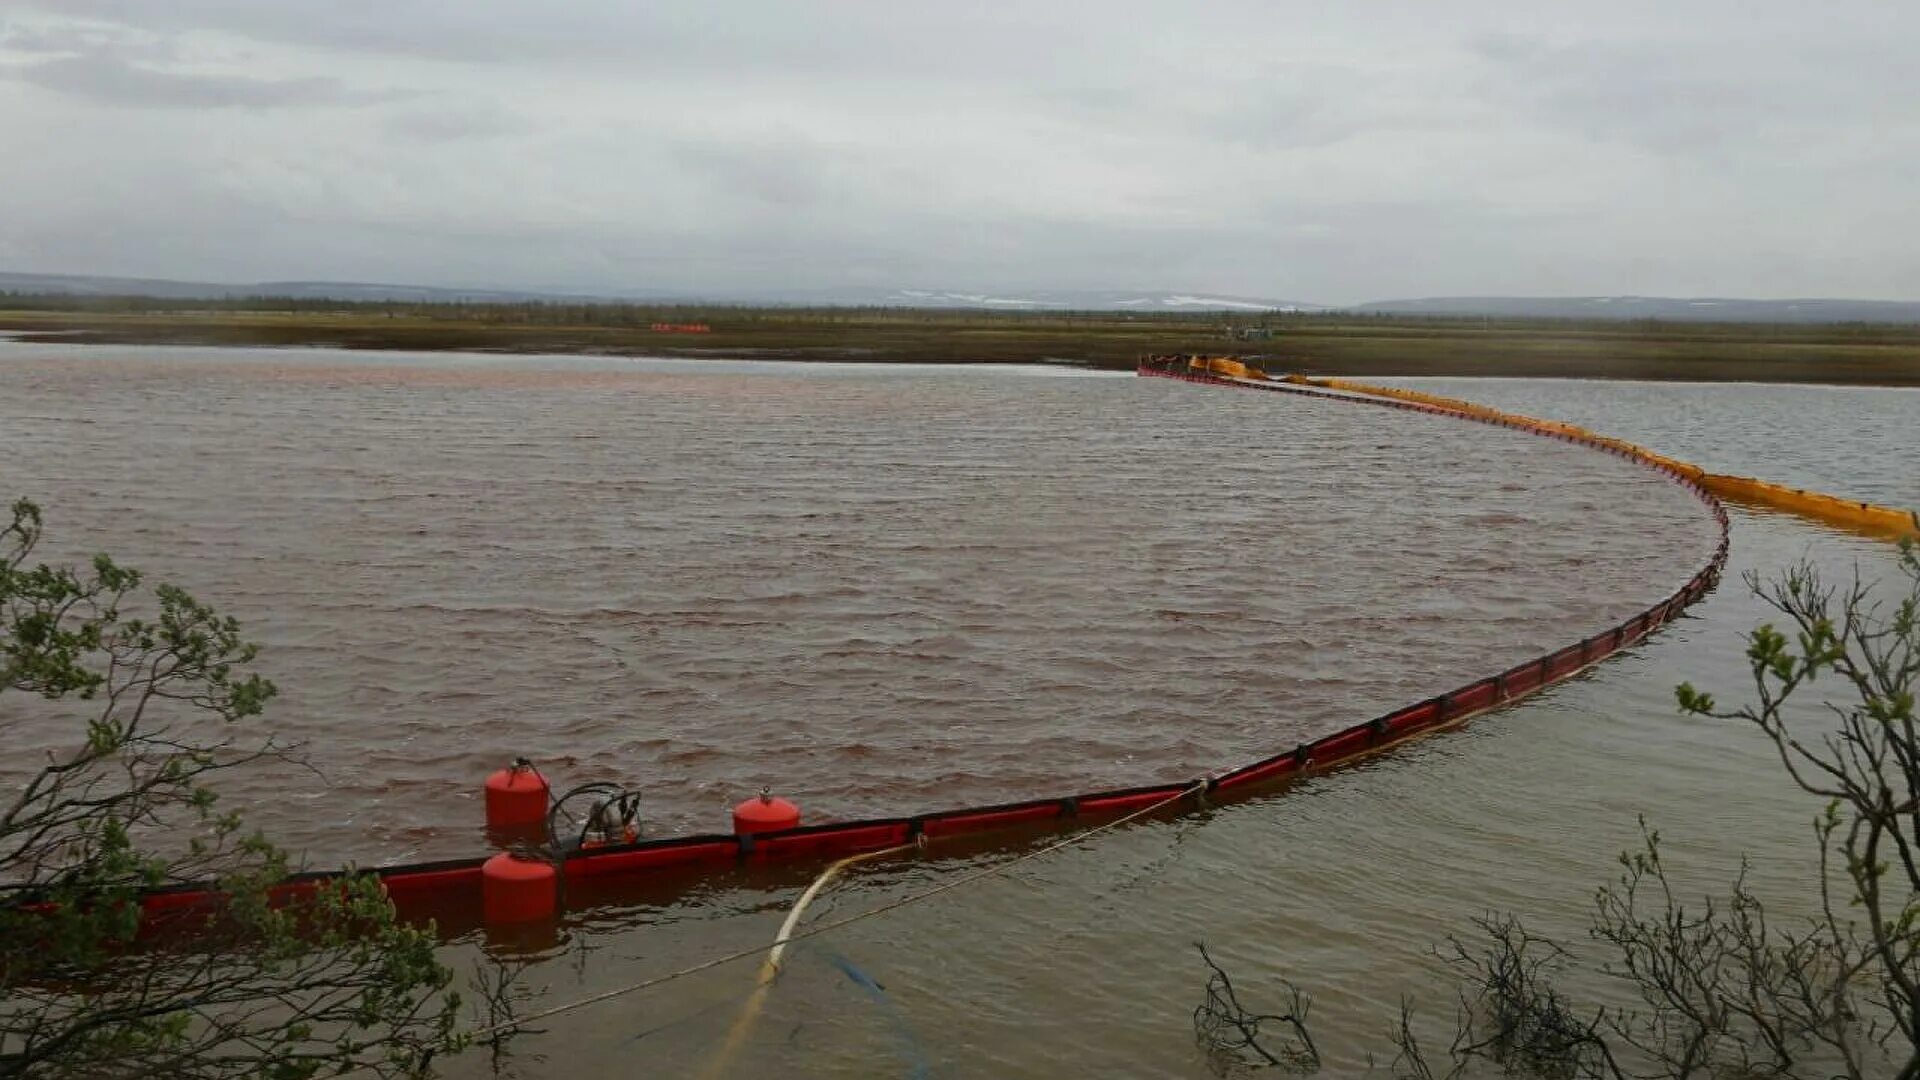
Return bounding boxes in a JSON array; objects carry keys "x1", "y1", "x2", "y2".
[
  {"x1": 698, "y1": 841, "x2": 918, "y2": 1078},
  {"x1": 337, "y1": 779, "x2": 1207, "y2": 1077}
]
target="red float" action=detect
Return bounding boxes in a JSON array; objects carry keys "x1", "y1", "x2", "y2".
[
  {"x1": 484, "y1": 760, "x2": 549, "y2": 830},
  {"x1": 481, "y1": 852, "x2": 557, "y2": 923},
  {"x1": 733, "y1": 790, "x2": 801, "y2": 835}
]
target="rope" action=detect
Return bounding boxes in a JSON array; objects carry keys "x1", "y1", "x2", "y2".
[
  {"x1": 337, "y1": 779, "x2": 1206, "y2": 1076},
  {"x1": 699, "y1": 841, "x2": 918, "y2": 1078}
]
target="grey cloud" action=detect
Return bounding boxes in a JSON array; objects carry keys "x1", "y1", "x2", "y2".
[
  {"x1": 2, "y1": 1, "x2": 1917, "y2": 303},
  {"x1": 668, "y1": 136, "x2": 866, "y2": 211},
  {"x1": 11, "y1": 51, "x2": 396, "y2": 109},
  {"x1": 13, "y1": 1, "x2": 1008, "y2": 74},
  {"x1": 382, "y1": 102, "x2": 529, "y2": 142},
  {"x1": 0, "y1": 19, "x2": 176, "y2": 62},
  {"x1": 1470, "y1": 35, "x2": 1749, "y2": 153},
  {"x1": 1468, "y1": 30, "x2": 1911, "y2": 157}
]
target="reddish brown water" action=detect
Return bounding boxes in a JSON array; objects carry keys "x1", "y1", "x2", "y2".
[{"x1": 0, "y1": 346, "x2": 1717, "y2": 867}]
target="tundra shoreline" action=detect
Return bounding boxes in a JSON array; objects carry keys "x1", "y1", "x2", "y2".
[{"x1": 4, "y1": 307, "x2": 1920, "y2": 386}]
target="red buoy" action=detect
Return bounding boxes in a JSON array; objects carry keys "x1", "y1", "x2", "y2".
[
  {"x1": 733, "y1": 789, "x2": 801, "y2": 835},
  {"x1": 481, "y1": 852, "x2": 557, "y2": 923},
  {"x1": 484, "y1": 760, "x2": 549, "y2": 830}
]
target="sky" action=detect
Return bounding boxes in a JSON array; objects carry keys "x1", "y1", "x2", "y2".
[{"x1": 1, "y1": 1, "x2": 1915, "y2": 305}]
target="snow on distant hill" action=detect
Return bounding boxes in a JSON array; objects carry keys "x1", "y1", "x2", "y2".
[
  {"x1": 882, "y1": 289, "x2": 1314, "y2": 311},
  {"x1": 1354, "y1": 295, "x2": 1920, "y2": 323},
  {"x1": 7, "y1": 272, "x2": 1913, "y2": 322},
  {"x1": 0, "y1": 272, "x2": 1317, "y2": 312},
  {"x1": 892, "y1": 290, "x2": 1047, "y2": 308},
  {"x1": 1158, "y1": 294, "x2": 1286, "y2": 311}
]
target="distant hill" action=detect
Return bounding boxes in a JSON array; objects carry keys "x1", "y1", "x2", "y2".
[
  {"x1": 1354, "y1": 295, "x2": 1920, "y2": 323},
  {"x1": 811, "y1": 288, "x2": 1318, "y2": 311},
  {"x1": 0, "y1": 272, "x2": 604, "y2": 305},
  {"x1": 0, "y1": 272, "x2": 1317, "y2": 312},
  {"x1": 7, "y1": 272, "x2": 1917, "y2": 322}
]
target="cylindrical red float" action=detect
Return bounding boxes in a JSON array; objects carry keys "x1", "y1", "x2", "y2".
[
  {"x1": 733, "y1": 790, "x2": 801, "y2": 835},
  {"x1": 485, "y1": 761, "x2": 549, "y2": 830},
  {"x1": 481, "y1": 852, "x2": 557, "y2": 923}
]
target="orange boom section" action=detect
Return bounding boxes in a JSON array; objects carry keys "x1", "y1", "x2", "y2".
[
  {"x1": 1282, "y1": 373, "x2": 1917, "y2": 539},
  {"x1": 1164, "y1": 354, "x2": 1268, "y2": 381}
]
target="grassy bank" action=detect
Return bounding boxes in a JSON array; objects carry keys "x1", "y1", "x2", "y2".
[{"x1": 4, "y1": 299, "x2": 1920, "y2": 385}]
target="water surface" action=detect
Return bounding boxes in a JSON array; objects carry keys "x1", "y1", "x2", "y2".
[
  {"x1": 0, "y1": 345, "x2": 1713, "y2": 865},
  {"x1": 4, "y1": 347, "x2": 1911, "y2": 1076}
]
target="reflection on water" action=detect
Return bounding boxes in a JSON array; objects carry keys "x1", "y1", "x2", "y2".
[{"x1": 3, "y1": 345, "x2": 1910, "y2": 1076}]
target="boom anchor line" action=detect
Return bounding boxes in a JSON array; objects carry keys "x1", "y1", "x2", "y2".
[
  {"x1": 332, "y1": 781, "x2": 1209, "y2": 1079},
  {"x1": 132, "y1": 358, "x2": 1755, "y2": 947}
]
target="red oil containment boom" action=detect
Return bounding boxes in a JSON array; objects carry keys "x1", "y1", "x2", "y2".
[{"x1": 129, "y1": 360, "x2": 1733, "y2": 934}]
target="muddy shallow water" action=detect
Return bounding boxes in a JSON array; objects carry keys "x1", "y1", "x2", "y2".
[
  {"x1": 466, "y1": 375, "x2": 1909, "y2": 1080},
  {"x1": 0, "y1": 345, "x2": 1717, "y2": 867},
  {"x1": 6, "y1": 343, "x2": 1916, "y2": 1076}
]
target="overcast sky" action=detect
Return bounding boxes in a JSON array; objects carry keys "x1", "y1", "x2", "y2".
[{"x1": 2, "y1": 1, "x2": 1914, "y2": 304}]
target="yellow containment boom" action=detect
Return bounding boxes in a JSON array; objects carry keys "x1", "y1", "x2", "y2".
[
  {"x1": 1281, "y1": 374, "x2": 1918, "y2": 540},
  {"x1": 1178, "y1": 355, "x2": 1265, "y2": 381}
]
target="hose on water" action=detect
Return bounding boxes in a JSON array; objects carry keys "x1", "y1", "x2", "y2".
[
  {"x1": 697, "y1": 842, "x2": 919, "y2": 1079},
  {"x1": 829, "y1": 953, "x2": 932, "y2": 1080}
]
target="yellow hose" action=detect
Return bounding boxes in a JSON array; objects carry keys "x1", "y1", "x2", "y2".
[{"x1": 698, "y1": 842, "x2": 916, "y2": 1079}]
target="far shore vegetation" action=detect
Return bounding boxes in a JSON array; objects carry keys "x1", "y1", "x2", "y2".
[{"x1": 5, "y1": 293, "x2": 1920, "y2": 385}]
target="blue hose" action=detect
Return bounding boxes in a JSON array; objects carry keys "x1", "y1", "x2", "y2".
[{"x1": 829, "y1": 953, "x2": 930, "y2": 1079}]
